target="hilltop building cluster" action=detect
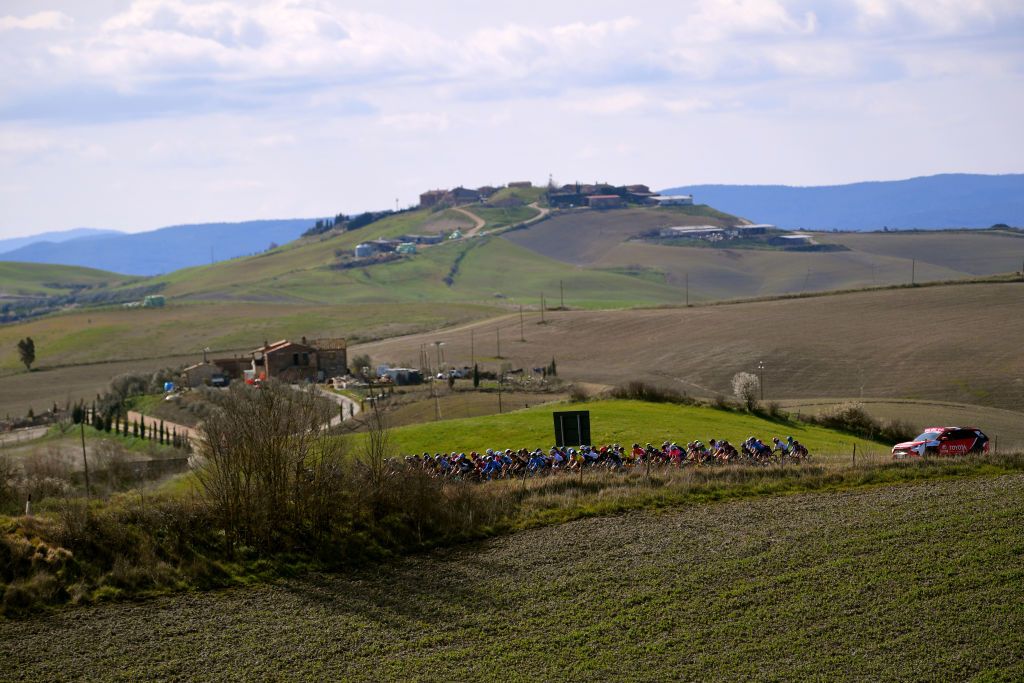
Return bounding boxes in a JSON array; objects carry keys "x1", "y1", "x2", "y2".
[{"x1": 419, "y1": 180, "x2": 696, "y2": 212}]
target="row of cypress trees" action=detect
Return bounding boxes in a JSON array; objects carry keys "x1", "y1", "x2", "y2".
[{"x1": 71, "y1": 402, "x2": 189, "y2": 449}]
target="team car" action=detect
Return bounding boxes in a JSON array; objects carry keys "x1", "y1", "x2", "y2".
[{"x1": 891, "y1": 426, "x2": 989, "y2": 459}]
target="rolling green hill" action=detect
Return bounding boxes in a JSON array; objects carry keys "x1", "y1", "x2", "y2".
[{"x1": 0, "y1": 261, "x2": 134, "y2": 297}]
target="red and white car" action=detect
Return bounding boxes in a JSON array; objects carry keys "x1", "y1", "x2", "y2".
[{"x1": 892, "y1": 426, "x2": 989, "y2": 459}]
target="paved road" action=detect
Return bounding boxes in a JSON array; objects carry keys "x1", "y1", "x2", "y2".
[{"x1": 306, "y1": 385, "x2": 361, "y2": 428}]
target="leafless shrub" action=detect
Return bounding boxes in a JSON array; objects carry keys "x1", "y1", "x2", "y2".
[
  {"x1": 611, "y1": 381, "x2": 694, "y2": 405},
  {"x1": 807, "y1": 402, "x2": 917, "y2": 443},
  {"x1": 195, "y1": 381, "x2": 346, "y2": 554},
  {"x1": 568, "y1": 384, "x2": 589, "y2": 402}
]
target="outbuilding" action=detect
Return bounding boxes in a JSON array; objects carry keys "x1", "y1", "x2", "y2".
[{"x1": 587, "y1": 195, "x2": 624, "y2": 209}]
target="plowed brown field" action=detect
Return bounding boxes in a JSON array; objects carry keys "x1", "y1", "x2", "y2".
[
  {"x1": 356, "y1": 282, "x2": 1024, "y2": 410},
  {"x1": 3, "y1": 474, "x2": 1021, "y2": 681}
]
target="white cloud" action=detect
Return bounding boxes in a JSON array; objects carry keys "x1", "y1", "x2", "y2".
[
  {"x1": 0, "y1": 11, "x2": 73, "y2": 31},
  {"x1": 676, "y1": 0, "x2": 818, "y2": 43},
  {"x1": 852, "y1": 0, "x2": 1024, "y2": 34},
  {"x1": 561, "y1": 91, "x2": 650, "y2": 115},
  {"x1": 377, "y1": 112, "x2": 450, "y2": 133}
]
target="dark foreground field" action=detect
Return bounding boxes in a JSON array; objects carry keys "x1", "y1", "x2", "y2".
[{"x1": 2, "y1": 474, "x2": 1022, "y2": 681}]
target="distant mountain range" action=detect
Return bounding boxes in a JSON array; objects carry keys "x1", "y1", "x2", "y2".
[
  {"x1": 0, "y1": 228, "x2": 122, "y2": 255},
  {"x1": 0, "y1": 219, "x2": 316, "y2": 276},
  {"x1": 662, "y1": 174, "x2": 1024, "y2": 230}
]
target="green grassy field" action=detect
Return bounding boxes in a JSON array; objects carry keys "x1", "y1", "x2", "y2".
[
  {"x1": 370, "y1": 399, "x2": 887, "y2": 460},
  {"x1": 3, "y1": 472, "x2": 1020, "y2": 680},
  {"x1": 0, "y1": 262, "x2": 135, "y2": 297},
  {"x1": 470, "y1": 204, "x2": 540, "y2": 229}
]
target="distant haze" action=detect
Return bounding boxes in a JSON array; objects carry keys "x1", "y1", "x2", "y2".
[
  {"x1": 0, "y1": 228, "x2": 121, "y2": 255},
  {"x1": 663, "y1": 174, "x2": 1024, "y2": 230},
  {"x1": 0, "y1": 219, "x2": 315, "y2": 276}
]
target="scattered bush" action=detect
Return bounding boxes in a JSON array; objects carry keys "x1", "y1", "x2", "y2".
[
  {"x1": 807, "y1": 402, "x2": 918, "y2": 444},
  {"x1": 568, "y1": 384, "x2": 589, "y2": 402},
  {"x1": 611, "y1": 381, "x2": 694, "y2": 405}
]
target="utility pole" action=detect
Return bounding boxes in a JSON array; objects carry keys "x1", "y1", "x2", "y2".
[
  {"x1": 685, "y1": 273, "x2": 689, "y2": 306},
  {"x1": 911, "y1": 259, "x2": 916, "y2": 285},
  {"x1": 757, "y1": 360, "x2": 765, "y2": 401},
  {"x1": 496, "y1": 328, "x2": 501, "y2": 358},
  {"x1": 434, "y1": 381, "x2": 442, "y2": 421},
  {"x1": 560, "y1": 280, "x2": 564, "y2": 309},
  {"x1": 540, "y1": 293, "x2": 546, "y2": 324},
  {"x1": 79, "y1": 419, "x2": 91, "y2": 499},
  {"x1": 519, "y1": 305, "x2": 525, "y2": 342},
  {"x1": 432, "y1": 341, "x2": 445, "y2": 374}
]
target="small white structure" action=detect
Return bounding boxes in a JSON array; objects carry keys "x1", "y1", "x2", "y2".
[
  {"x1": 659, "y1": 226, "x2": 723, "y2": 239},
  {"x1": 771, "y1": 234, "x2": 813, "y2": 246},
  {"x1": 354, "y1": 243, "x2": 375, "y2": 258},
  {"x1": 654, "y1": 195, "x2": 694, "y2": 206}
]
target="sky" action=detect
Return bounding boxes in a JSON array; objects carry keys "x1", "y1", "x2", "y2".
[{"x1": 1, "y1": 0, "x2": 1022, "y2": 238}]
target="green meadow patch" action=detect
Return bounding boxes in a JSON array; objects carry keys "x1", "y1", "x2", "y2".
[{"x1": 369, "y1": 399, "x2": 888, "y2": 460}]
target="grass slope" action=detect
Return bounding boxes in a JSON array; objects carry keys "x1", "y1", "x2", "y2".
[
  {"x1": 0, "y1": 262, "x2": 133, "y2": 297},
  {"x1": 3, "y1": 473, "x2": 1021, "y2": 680},
  {"x1": 375, "y1": 399, "x2": 886, "y2": 460}
]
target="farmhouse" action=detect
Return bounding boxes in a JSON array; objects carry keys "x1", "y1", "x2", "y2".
[
  {"x1": 732, "y1": 224, "x2": 773, "y2": 235},
  {"x1": 418, "y1": 186, "x2": 481, "y2": 208},
  {"x1": 253, "y1": 339, "x2": 319, "y2": 382},
  {"x1": 209, "y1": 337, "x2": 348, "y2": 383},
  {"x1": 182, "y1": 362, "x2": 221, "y2": 388},
  {"x1": 587, "y1": 195, "x2": 625, "y2": 210},
  {"x1": 419, "y1": 190, "x2": 448, "y2": 208}
]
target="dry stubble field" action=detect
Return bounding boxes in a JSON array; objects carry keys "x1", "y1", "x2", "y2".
[
  {"x1": 2, "y1": 473, "x2": 1021, "y2": 681},
  {"x1": 357, "y1": 282, "x2": 1024, "y2": 411}
]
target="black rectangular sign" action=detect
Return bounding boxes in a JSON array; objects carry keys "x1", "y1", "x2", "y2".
[{"x1": 553, "y1": 410, "x2": 591, "y2": 447}]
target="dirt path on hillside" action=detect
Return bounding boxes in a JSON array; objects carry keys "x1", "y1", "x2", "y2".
[
  {"x1": 453, "y1": 206, "x2": 486, "y2": 237},
  {"x1": 524, "y1": 201, "x2": 550, "y2": 224}
]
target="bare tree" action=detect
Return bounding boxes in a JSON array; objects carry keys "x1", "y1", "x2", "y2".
[
  {"x1": 732, "y1": 372, "x2": 760, "y2": 411},
  {"x1": 195, "y1": 381, "x2": 345, "y2": 553}
]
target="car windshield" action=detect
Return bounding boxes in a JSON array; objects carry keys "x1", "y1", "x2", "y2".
[{"x1": 913, "y1": 431, "x2": 942, "y2": 442}]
